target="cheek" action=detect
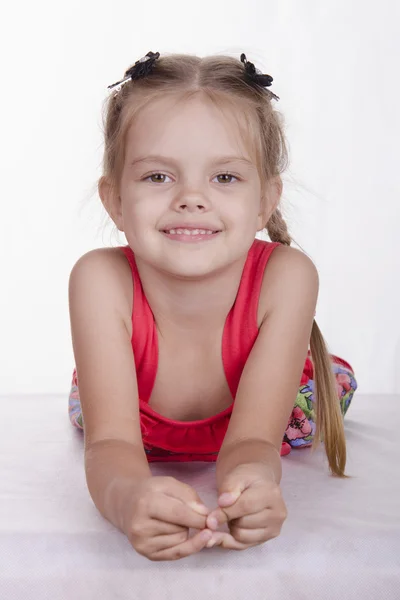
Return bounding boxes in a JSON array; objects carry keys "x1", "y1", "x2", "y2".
[
  {"x1": 232, "y1": 200, "x2": 260, "y2": 228},
  {"x1": 126, "y1": 199, "x2": 160, "y2": 229}
]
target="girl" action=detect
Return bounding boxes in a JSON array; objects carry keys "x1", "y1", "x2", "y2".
[{"x1": 68, "y1": 51, "x2": 357, "y2": 561}]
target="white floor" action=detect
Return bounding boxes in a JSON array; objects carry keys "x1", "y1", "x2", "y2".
[{"x1": 1, "y1": 393, "x2": 399, "y2": 599}]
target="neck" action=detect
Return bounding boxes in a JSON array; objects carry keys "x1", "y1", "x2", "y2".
[{"x1": 133, "y1": 254, "x2": 248, "y2": 337}]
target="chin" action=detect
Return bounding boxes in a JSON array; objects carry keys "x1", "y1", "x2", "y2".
[{"x1": 160, "y1": 259, "x2": 221, "y2": 280}]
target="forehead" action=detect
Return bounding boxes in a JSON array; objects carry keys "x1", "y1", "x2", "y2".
[{"x1": 125, "y1": 92, "x2": 258, "y2": 164}]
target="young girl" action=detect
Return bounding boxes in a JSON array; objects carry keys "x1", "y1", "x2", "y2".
[{"x1": 68, "y1": 51, "x2": 357, "y2": 561}]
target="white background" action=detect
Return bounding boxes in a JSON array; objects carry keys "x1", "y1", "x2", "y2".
[{"x1": 1, "y1": 0, "x2": 399, "y2": 395}]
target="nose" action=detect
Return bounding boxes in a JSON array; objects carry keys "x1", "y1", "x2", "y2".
[{"x1": 173, "y1": 191, "x2": 211, "y2": 213}]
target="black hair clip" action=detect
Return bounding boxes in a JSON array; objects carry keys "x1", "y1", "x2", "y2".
[
  {"x1": 107, "y1": 51, "x2": 160, "y2": 92},
  {"x1": 240, "y1": 53, "x2": 279, "y2": 101}
]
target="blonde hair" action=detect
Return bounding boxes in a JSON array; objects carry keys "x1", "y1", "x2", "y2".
[{"x1": 99, "y1": 53, "x2": 350, "y2": 478}]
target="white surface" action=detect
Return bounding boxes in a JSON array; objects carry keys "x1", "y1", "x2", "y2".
[
  {"x1": 1, "y1": 393, "x2": 399, "y2": 599},
  {"x1": 1, "y1": 3, "x2": 400, "y2": 395}
]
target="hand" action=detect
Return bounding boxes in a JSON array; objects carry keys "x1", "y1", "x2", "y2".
[
  {"x1": 205, "y1": 463, "x2": 288, "y2": 550},
  {"x1": 122, "y1": 475, "x2": 213, "y2": 561}
]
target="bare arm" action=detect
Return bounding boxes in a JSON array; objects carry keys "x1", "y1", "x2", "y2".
[
  {"x1": 68, "y1": 249, "x2": 151, "y2": 533},
  {"x1": 84, "y1": 439, "x2": 151, "y2": 533},
  {"x1": 217, "y1": 246, "x2": 319, "y2": 485}
]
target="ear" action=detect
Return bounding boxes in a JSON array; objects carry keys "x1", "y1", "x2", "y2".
[
  {"x1": 257, "y1": 176, "x2": 282, "y2": 231},
  {"x1": 98, "y1": 177, "x2": 125, "y2": 232}
]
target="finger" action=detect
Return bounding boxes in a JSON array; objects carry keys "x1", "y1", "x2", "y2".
[
  {"x1": 127, "y1": 519, "x2": 186, "y2": 547},
  {"x1": 149, "y1": 529, "x2": 213, "y2": 561},
  {"x1": 158, "y1": 478, "x2": 210, "y2": 515},
  {"x1": 205, "y1": 530, "x2": 255, "y2": 551},
  {"x1": 230, "y1": 508, "x2": 271, "y2": 529},
  {"x1": 228, "y1": 524, "x2": 275, "y2": 545},
  {"x1": 150, "y1": 496, "x2": 208, "y2": 531},
  {"x1": 207, "y1": 494, "x2": 262, "y2": 529},
  {"x1": 146, "y1": 528, "x2": 190, "y2": 553},
  {"x1": 210, "y1": 484, "x2": 274, "y2": 525},
  {"x1": 148, "y1": 519, "x2": 187, "y2": 535}
]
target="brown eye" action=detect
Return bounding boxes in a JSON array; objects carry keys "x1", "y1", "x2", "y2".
[
  {"x1": 150, "y1": 173, "x2": 165, "y2": 183},
  {"x1": 214, "y1": 173, "x2": 238, "y2": 184},
  {"x1": 143, "y1": 173, "x2": 172, "y2": 183}
]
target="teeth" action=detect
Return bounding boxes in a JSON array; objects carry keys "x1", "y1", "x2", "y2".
[{"x1": 165, "y1": 228, "x2": 215, "y2": 235}]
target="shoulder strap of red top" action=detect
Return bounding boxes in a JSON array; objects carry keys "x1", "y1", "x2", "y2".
[
  {"x1": 119, "y1": 246, "x2": 158, "y2": 402},
  {"x1": 222, "y1": 239, "x2": 281, "y2": 398}
]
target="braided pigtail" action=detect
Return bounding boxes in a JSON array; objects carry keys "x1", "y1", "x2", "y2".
[
  {"x1": 266, "y1": 208, "x2": 291, "y2": 246},
  {"x1": 266, "y1": 209, "x2": 349, "y2": 477}
]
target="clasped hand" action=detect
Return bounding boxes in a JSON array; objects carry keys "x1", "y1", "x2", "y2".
[
  {"x1": 201, "y1": 461, "x2": 288, "y2": 550},
  {"x1": 123, "y1": 462, "x2": 287, "y2": 561}
]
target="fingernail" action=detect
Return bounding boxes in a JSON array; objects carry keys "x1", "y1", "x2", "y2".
[
  {"x1": 189, "y1": 502, "x2": 209, "y2": 515},
  {"x1": 200, "y1": 530, "x2": 213, "y2": 543},
  {"x1": 208, "y1": 517, "x2": 218, "y2": 529},
  {"x1": 219, "y1": 491, "x2": 240, "y2": 504},
  {"x1": 206, "y1": 538, "x2": 217, "y2": 548}
]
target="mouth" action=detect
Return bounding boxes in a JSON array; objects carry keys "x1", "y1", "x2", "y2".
[{"x1": 161, "y1": 228, "x2": 222, "y2": 243}]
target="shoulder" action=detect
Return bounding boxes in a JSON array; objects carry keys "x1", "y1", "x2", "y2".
[
  {"x1": 69, "y1": 246, "x2": 130, "y2": 272},
  {"x1": 68, "y1": 247, "x2": 133, "y2": 331},
  {"x1": 259, "y1": 244, "x2": 319, "y2": 321}
]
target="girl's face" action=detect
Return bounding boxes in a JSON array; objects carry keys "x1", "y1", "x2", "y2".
[{"x1": 111, "y1": 94, "x2": 278, "y2": 278}]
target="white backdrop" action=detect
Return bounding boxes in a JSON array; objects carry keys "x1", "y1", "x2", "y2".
[{"x1": 1, "y1": 0, "x2": 399, "y2": 395}]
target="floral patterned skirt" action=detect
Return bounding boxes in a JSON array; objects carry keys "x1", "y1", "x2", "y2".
[{"x1": 279, "y1": 355, "x2": 357, "y2": 456}]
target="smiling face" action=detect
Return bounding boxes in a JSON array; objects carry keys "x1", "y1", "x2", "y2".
[{"x1": 101, "y1": 92, "x2": 280, "y2": 278}]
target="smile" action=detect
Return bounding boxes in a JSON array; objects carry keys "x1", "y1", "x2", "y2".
[{"x1": 161, "y1": 229, "x2": 221, "y2": 243}]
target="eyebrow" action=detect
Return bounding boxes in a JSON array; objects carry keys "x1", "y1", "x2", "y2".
[{"x1": 130, "y1": 155, "x2": 254, "y2": 167}]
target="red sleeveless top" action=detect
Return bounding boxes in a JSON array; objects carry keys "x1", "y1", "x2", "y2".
[{"x1": 120, "y1": 238, "x2": 313, "y2": 462}]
